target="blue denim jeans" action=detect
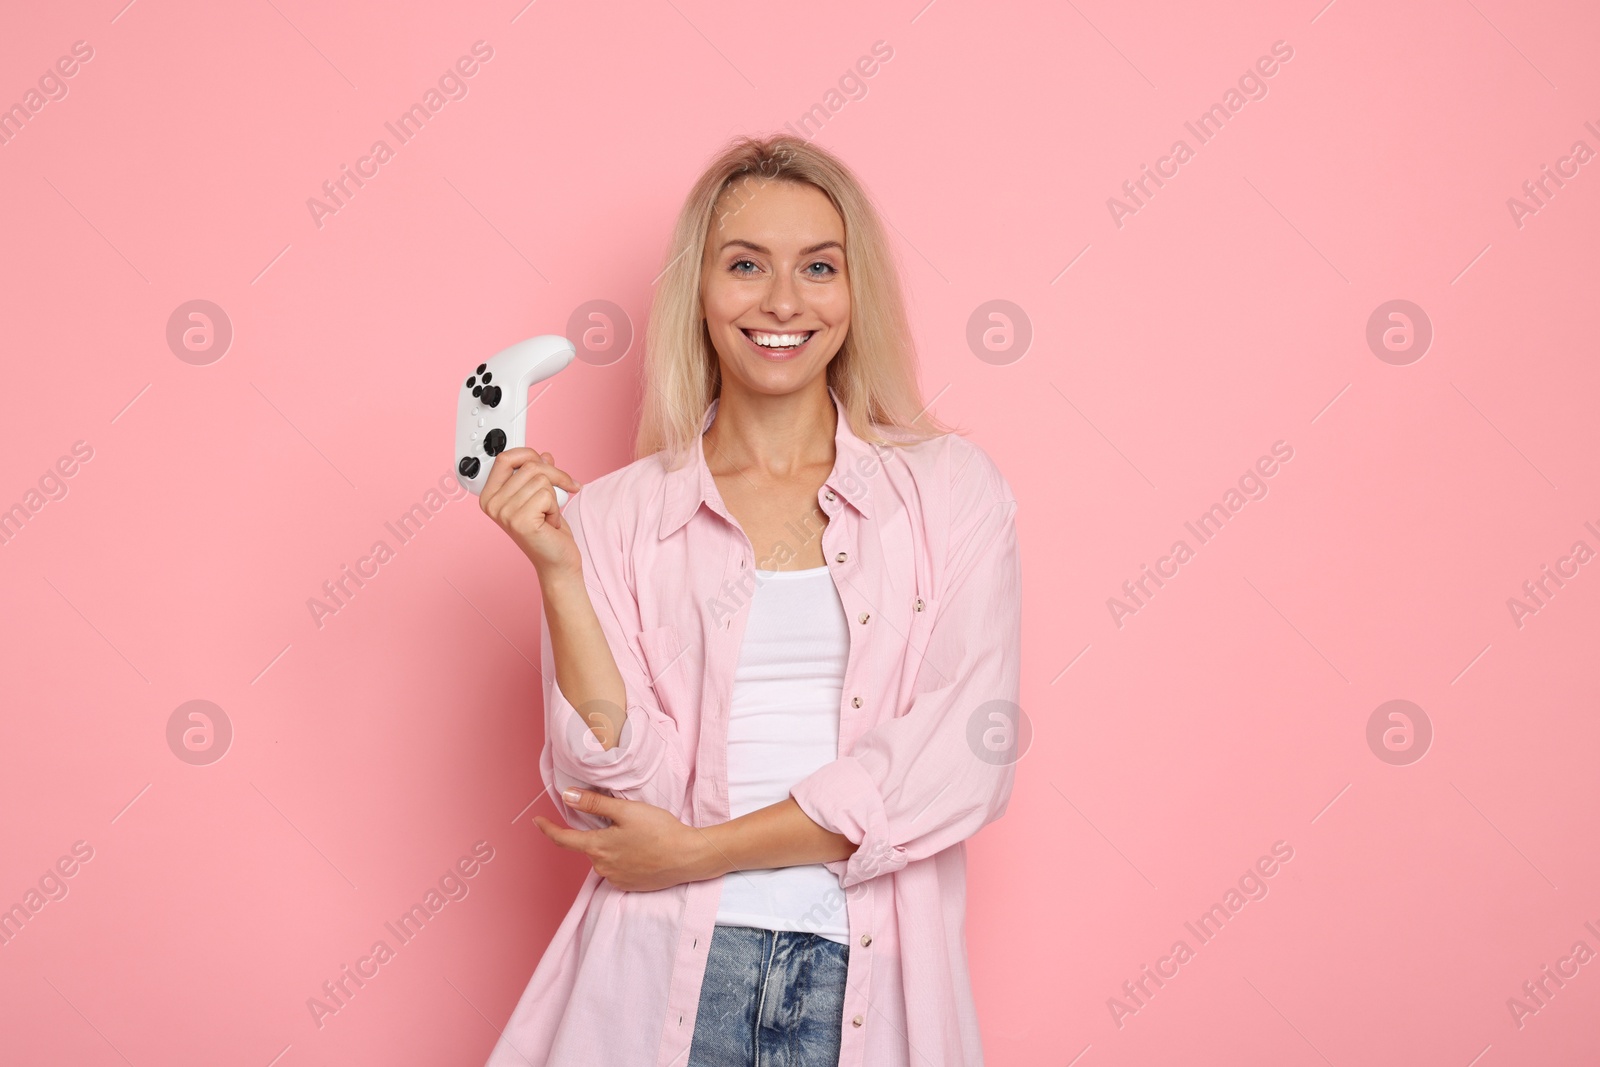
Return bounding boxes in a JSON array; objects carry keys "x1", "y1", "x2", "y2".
[{"x1": 686, "y1": 924, "x2": 850, "y2": 1067}]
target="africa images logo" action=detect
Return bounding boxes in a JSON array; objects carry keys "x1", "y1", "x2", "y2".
[{"x1": 305, "y1": 41, "x2": 495, "y2": 230}]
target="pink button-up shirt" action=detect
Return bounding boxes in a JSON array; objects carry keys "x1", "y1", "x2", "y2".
[{"x1": 485, "y1": 387, "x2": 1021, "y2": 1067}]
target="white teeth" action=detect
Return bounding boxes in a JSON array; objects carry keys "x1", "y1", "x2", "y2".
[{"x1": 746, "y1": 330, "x2": 813, "y2": 349}]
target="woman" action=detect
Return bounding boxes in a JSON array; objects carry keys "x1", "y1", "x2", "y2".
[{"x1": 479, "y1": 134, "x2": 1022, "y2": 1067}]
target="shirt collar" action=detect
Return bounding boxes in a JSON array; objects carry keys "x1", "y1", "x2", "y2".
[{"x1": 659, "y1": 385, "x2": 877, "y2": 540}]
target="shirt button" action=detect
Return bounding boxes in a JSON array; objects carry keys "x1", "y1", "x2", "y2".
[
  {"x1": 835, "y1": 551, "x2": 848, "y2": 563},
  {"x1": 858, "y1": 612, "x2": 870, "y2": 624},
  {"x1": 825, "y1": 490, "x2": 836, "y2": 502},
  {"x1": 860, "y1": 934, "x2": 872, "y2": 947},
  {"x1": 914, "y1": 597, "x2": 925, "y2": 612},
  {"x1": 851, "y1": 696, "x2": 862, "y2": 708},
  {"x1": 851, "y1": 1014, "x2": 864, "y2": 1027}
]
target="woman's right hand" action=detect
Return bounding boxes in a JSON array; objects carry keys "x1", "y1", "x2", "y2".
[{"x1": 479, "y1": 447, "x2": 583, "y2": 578}]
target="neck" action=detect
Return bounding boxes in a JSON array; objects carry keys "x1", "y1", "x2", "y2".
[{"x1": 704, "y1": 378, "x2": 836, "y2": 478}]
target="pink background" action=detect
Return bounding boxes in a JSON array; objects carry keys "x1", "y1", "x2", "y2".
[{"x1": 3, "y1": 0, "x2": 1598, "y2": 1064}]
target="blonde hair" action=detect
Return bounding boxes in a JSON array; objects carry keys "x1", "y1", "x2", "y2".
[{"x1": 634, "y1": 133, "x2": 955, "y2": 466}]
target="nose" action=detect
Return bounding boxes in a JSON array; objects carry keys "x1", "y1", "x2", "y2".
[{"x1": 759, "y1": 266, "x2": 803, "y2": 320}]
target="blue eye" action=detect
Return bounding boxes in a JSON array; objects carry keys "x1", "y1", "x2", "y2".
[{"x1": 728, "y1": 258, "x2": 837, "y2": 276}]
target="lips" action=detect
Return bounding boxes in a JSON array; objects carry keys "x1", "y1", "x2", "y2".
[{"x1": 740, "y1": 328, "x2": 816, "y2": 360}]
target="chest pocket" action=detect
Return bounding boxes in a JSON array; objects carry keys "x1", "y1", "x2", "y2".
[
  {"x1": 865, "y1": 590, "x2": 941, "y2": 734},
  {"x1": 636, "y1": 623, "x2": 693, "y2": 723},
  {"x1": 902, "y1": 593, "x2": 942, "y2": 688}
]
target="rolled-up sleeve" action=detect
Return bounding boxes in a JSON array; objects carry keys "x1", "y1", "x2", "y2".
[
  {"x1": 790, "y1": 445, "x2": 1022, "y2": 888},
  {"x1": 538, "y1": 490, "x2": 691, "y2": 831}
]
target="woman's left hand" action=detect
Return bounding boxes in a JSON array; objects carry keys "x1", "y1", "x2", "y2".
[{"x1": 533, "y1": 789, "x2": 725, "y2": 892}]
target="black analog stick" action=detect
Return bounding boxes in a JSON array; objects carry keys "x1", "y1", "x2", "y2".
[
  {"x1": 458, "y1": 456, "x2": 481, "y2": 479},
  {"x1": 483, "y1": 428, "x2": 507, "y2": 456},
  {"x1": 480, "y1": 385, "x2": 503, "y2": 408}
]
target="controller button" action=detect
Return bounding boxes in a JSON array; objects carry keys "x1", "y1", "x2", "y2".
[
  {"x1": 466, "y1": 375, "x2": 476, "y2": 388},
  {"x1": 458, "y1": 456, "x2": 481, "y2": 479},
  {"x1": 471, "y1": 406, "x2": 480, "y2": 415},
  {"x1": 476, "y1": 363, "x2": 487, "y2": 374},
  {"x1": 470, "y1": 432, "x2": 479, "y2": 440},
  {"x1": 481, "y1": 371, "x2": 493, "y2": 384},
  {"x1": 480, "y1": 385, "x2": 503, "y2": 408},
  {"x1": 472, "y1": 385, "x2": 482, "y2": 397},
  {"x1": 477, "y1": 417, "x2": 486, "y2": 427},
  {"x1": 483, "y1": 428, "x2": 507, "y2": 456}
]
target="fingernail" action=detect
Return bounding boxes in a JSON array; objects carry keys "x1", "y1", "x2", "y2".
[{"x1": 562, "y1": 788, "x2": 582, "y2": 805}]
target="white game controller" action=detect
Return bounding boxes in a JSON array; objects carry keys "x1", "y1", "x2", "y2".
[{"x1": 454, "y1": 335, "x2": 576, "y2": 501}]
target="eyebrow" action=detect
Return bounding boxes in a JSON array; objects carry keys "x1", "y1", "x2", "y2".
[{"x1": 719, "y1": 239, "x2": 843, "y2": 256}]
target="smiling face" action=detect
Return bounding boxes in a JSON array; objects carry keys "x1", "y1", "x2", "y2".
[{"x1": 699, "y1": 175, "x2": 850, "y2": 398}]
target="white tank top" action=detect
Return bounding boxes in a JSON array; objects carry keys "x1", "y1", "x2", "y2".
[{"x1": 715, "y1": 563, "x2": 852, "y2": 945}]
